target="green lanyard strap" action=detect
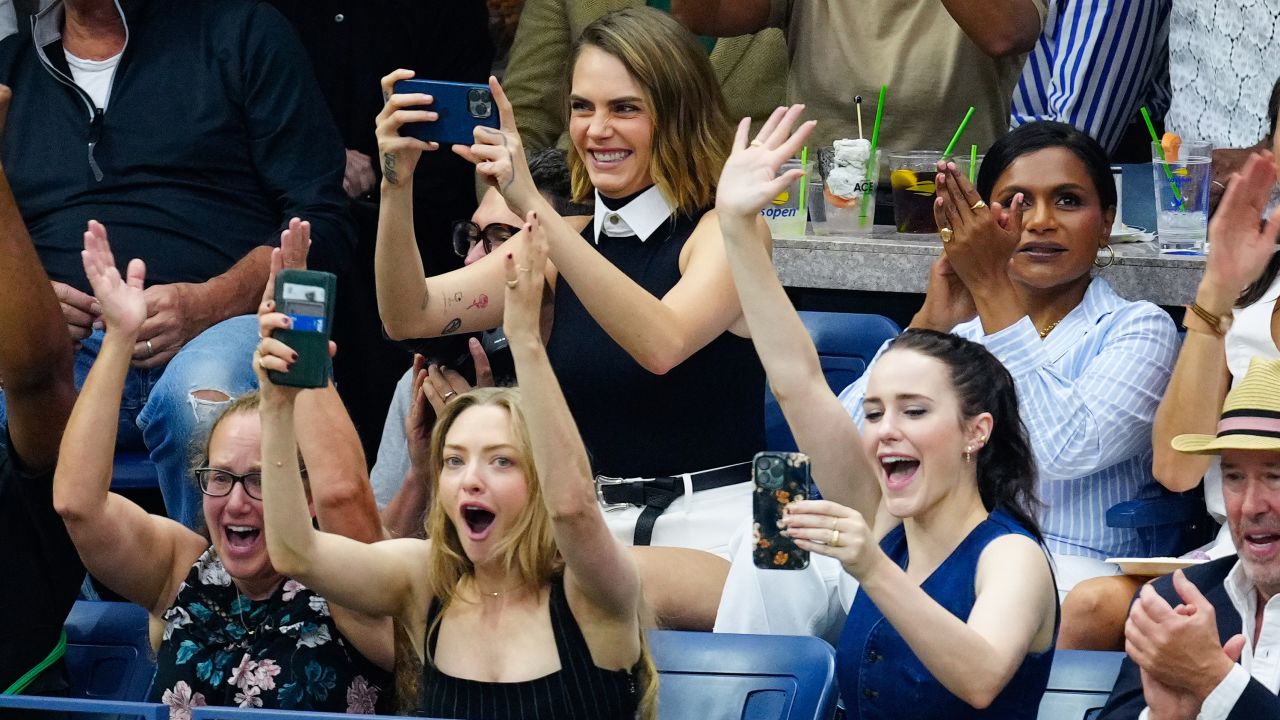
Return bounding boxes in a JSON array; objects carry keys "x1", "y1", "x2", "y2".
[{"x1": 2, "y1": 630, "x2": 68, "y2": 695}]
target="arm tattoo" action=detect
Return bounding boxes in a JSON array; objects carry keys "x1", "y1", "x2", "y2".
[
  {"x1": 383, "y1": 152, "x2": 399, "y2": 185},
  {"x1": 466, "y1": 294, "x2": 489, "y2": 310},
  {"x1": 441, "y1": 318, "x2": 462, "y2": 335}
]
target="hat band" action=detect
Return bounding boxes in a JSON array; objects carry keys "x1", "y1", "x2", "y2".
[{"x1": 1217, "y1": 412, "x2": 1280, "y2": 439}]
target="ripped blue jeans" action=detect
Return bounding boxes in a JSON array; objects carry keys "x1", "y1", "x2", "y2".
[{"x1": 0, "y1": 315, "x2": 260, "y2": 528}]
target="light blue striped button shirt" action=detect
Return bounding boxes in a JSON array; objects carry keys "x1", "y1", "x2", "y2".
[
  {"x1": 838, "y1": 278, "x2": 1179, "y2": 560},
  {"x1": 1012, "y1": 0, "x2": 1172, "y2": 155}
]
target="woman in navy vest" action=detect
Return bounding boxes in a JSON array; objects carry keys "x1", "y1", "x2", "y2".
[{"x1": 715, "y1": 106, "x2": 1060, "y2": 718}]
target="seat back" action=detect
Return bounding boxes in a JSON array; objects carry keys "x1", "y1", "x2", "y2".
[
  {"x1": 191, "y1": 709, "x2": 396, "y2": 719},
  {"x1": 764, "y1": 312, "x2": 900, "y2": 451},
  {"x1": 111, "y1": 452, "x2": 159, "y2": 491},
  {"x1": 64, "y1": 601, "x2": 155, "y2": 703},
  {"x1": 0, "y1": 696, "x2": 167, "y2": 719},
  {"x1": 1035, "y1": 650, "x2": 1124, "y2": 720},
  {"x1": 650, "y1": 630, "x2": 839, "y2": 720}
]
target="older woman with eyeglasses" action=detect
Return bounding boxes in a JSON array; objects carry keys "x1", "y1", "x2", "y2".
[{"x1": 53, "y1": 222, "x2": 395, "y2": 717}]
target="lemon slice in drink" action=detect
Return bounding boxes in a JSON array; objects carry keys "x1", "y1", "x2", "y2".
[{"x1": 890, "y1": 169, "x2": 918, "y2": 191}]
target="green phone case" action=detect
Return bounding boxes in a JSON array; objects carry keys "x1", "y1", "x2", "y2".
[{"x1": 269, "y1": 269, "x2": 336, "y2": 389}]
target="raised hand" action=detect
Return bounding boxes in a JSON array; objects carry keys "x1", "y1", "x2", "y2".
[
  {"x1": 910, "y1": 255, "x2": 977, "y2": 332},
  {"x1": 375, "y1": 69, "x2": 440, "y2": 186},
  {"x1": 404, "y1": 354, "x2": 434, "y2": 477},
  {"x1": 502, "y1": 211, "x2": 549, "y2": 345},
  {"x1": 252, "y1": 234, "x2": 331, "y2": 406},
  {"x1": 453, "y1": 77, "x2": 539, "y2": 215},
  {"x1": 80, "y1": 220, "x2": 146, "y2": 337},
  {"x1": 1203, "y1": 151, "x2": 1280, "y2": 298},
  {"x1": 933, "y1": 160, "x2": 1024, "y2": 293},
  {"x1": 715, "y1": 105, "x2": 816, "y2": 220},
  {"x1": 422, "y1": 338, "x2": 495, "y2": 414}
]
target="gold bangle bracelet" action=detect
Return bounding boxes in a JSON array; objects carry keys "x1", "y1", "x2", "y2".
[{"x1": 1185, "y1": 302, "x2": 1229, "y2": 336}]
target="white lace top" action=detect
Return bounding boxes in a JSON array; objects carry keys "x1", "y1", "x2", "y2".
[{"x1": 1165, "y1": 0, "x2": 1279, "y2": 147}]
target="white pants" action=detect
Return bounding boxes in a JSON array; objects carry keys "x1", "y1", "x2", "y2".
[
  {"x1": 602, "y1": 480, "x2": 752, "y2": 559},
  {"x1": 1051, "y1": 553, "x2": 1121, "y2": 601}
]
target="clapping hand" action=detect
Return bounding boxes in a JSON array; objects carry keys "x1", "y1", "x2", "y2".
[
  {"x1": 80, "y1": 220, "x2": 146, "y2": 338},
  {"x1": 453, "y1": 77, "x2": 540, "y2": 216},
  {"x1": 422, "y1": 338, "x2": 496, "y2": 414},
  {"x1": 933, "y1": 160, "x2": 1024, "y2": 294},
  {"x1": 715, "y1": 106, "x2": 816, "y2": 221},
  {"x1": 1203, "y1": 151, "x2": 1280, "y2": 299}
]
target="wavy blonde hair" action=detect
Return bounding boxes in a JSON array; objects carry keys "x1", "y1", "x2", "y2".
[
  {"x1": 393, "y1": 387, "x2": 657, "y2": 718},
  {"x1": 566, "y1": 7, "x2": 732, "y2": 215}
]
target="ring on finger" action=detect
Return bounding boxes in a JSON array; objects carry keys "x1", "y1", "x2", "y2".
[
  {"x1": 970, "y1": 200, "x2": 988, "y2": 211},
  {"x1": 505, "y1": 279, "x2": 519, "y2": 288},
  {"x1": 830, "y1": 529, "x2": 841, "y2": 547},
  {"x1": 442, "y1": 390, "x2": 458, "y2": 401},
  {"x1": 146, "y1": 339, "x2": 155, "y2": 358},
  {"x1": 939, "y1": 227, "x2": 954, "y2": 243},
  {"x1": 749, "y1": 139, "x2": 764, "y2": 147}
]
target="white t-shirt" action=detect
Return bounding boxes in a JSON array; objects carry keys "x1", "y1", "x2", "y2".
[{"x1": 65, "y1": 49, "x2": 121, "y2": 110}]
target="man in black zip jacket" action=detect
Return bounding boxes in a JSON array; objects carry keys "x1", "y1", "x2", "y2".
[{"x1": 0, "y1": 0, "x2": 353, "y2": 528}]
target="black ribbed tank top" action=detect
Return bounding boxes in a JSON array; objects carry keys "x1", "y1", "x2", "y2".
[
  {"x1": 418, "y1": 577, "x2": 639, "y2": 719},
  {"x1": 544, "y1": 205, "x2": 765, "y2": 478}
]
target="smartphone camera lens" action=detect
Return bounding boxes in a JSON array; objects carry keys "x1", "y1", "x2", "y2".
[
  {"x1": 755, "y1": 456, "x2": 783, "y2": 489},
  {"x1": 468, "y1": 89, "x2": 493, "y2": 119}
]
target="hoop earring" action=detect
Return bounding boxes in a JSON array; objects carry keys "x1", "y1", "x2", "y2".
[{"x1": 1094, "y1": 244, "x2": 1116, "y2": 269}]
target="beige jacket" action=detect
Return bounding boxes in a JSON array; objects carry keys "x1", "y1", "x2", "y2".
[{"x1": 501, "y1": 0, "x2": 788, "y2": 151}]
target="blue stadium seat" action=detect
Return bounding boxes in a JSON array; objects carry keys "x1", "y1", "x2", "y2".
[
  {"x1": 650, "y1": 630, "x2": 839, "y2": 720},
  {"x1": 1035, "y1": 650, "x2": 1124, "y2": 720},
  {"x1": 1106, "y1": 487, "x2": 1216, "y2": 557},
  {"x1": 764, "y1": 311, "x2": 900, "y2": 451},
  {"x1": 64, "y1": 601, "x2": 156, "y2": 703},
  {"x1": 111, "y1": 452, "x2": 159, "y2": 491},
  {"x1": 0, "y1": 696, "x2": 167, "y2": 719},
  {"x1": 191, "y1": 710, "x2": 400, "y2": 719}
]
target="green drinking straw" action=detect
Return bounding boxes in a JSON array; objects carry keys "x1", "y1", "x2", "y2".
[
  {"x1": 969, "y1": 144, "x2": 977, "y2": 183},
  {"x1": 798, "y1": 144, "x2": 809, "y2": 227},
  {"x1": 860, "y1": 84, "x2": 887, "y2": 226},
  {"x1": 941, "y1": 106, "x2": 976, "y2": 160},
  {"x1": 1141, "y1": 106, "x2": 1184, "y2": 208}
]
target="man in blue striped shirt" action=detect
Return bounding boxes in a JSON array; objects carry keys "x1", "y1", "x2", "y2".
[{"x1": 1012, "y1": 0, "x2": 1171, "y2": 159}]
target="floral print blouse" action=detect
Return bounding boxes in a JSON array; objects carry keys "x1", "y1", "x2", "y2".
[{"x1": 151, "y1": 548, "x2": 392, "y2": 719}]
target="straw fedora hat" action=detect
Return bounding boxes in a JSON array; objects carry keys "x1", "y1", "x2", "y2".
[{"x1": 1173, "y1": 357, "x2": 1280, "y2": 455}]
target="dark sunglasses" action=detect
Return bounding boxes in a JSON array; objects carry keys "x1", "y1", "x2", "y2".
[{"x1": 451, "y1": 220, "x2": 520, "y2": 258}]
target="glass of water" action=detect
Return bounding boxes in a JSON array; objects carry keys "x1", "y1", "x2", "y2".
[{"x1": 1152, "y1": 140, "x2": 1212, "y2": 253}]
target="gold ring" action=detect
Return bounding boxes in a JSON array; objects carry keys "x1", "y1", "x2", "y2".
[
  {"x1": 505, "y1": 279, "x2": 519, "y2": 288},
  {"x1": 830, "y1": 529, "x2": 840, "y2": 547},
  {"x1": 939, "y1": 227, "x2": 954, "y2": 243},
  {"x1": 146, "y1": 339, "x2": 155, "y2": 357},
  {"x1": 749, "y1": 140, "x2": 763, "y2": 147},
  {"x1": 257, "y1": 355, "x2": 267, "y2": 369},
  {"x1": 970, "y1": 200, "x2": 988, "y2": 211},
  {"x1": 442, "y1": 391, "x2": 457, "y2": 401}
]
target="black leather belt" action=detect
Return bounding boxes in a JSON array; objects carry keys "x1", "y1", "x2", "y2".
[{"x1": 594, "y1": 461, "x2": 751, "y2": 546}]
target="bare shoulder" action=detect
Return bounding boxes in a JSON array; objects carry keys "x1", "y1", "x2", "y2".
[{"x1": 975, "y1": 533, "x2": 1055, "y2": 599}]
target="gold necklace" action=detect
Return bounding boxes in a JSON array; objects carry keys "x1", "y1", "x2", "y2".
[{"x1": 1038, "y1": 318, "x2": 1063, "y2": 339}]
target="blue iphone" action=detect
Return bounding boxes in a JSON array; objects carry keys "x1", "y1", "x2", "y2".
[{"x1": 394, "y1": 79, "x2": 500, "y2": 147}]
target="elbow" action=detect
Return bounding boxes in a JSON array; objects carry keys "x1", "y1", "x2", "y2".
[
  {"x1": 956, "y1": 676, "x2": 1007, "y2": 710},
  {"x1": 976, "y1": 29, "x2": 1036, "y2": 58},
  {"x1": 547, "y1": 498, "x2": 598, "y2": 524},
  {"x1": 1152, "y1": 452, "x2": 1203, "y2": 493},
  {"x1": 380, "y1": 318, "x2": 413, "y2": 342},
  {"x1": 53, "y1": 477, "x2": 94, "y2": 528},
  {"x1": 636, "y1": 345, "x2": 686, "y2": 376}
]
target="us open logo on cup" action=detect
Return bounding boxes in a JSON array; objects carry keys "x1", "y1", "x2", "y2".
[{"x1": 761, "y1": 189, "x2": 800, "y2": 219}]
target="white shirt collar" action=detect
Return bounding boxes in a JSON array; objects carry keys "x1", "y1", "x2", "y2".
[{"x1": 592, "y1": 185, "x2": 675, "y2": 244}]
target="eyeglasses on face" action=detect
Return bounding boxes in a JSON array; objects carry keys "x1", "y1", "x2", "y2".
[
  {"x1": 195, "y1": 467, "x2": 263, "y2": 500},
  {"x1": 451, "y1": 220, "x2": 521, "y2": 258}
]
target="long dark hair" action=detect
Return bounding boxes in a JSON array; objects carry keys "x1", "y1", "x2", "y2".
[
  {"x1": 976, "y1": 121, "x2": 1116, "y2": 212},
  {"x1": 885, "y1": 330, "x2": 1045, "y2": 543}
]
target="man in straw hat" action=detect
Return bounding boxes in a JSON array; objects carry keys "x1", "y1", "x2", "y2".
[{"x1": 1099, "y1": 356, "x2": 1280, "y2": 719}]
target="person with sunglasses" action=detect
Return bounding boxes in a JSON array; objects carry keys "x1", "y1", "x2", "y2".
[
  {"x1": 53, "y1": 222, "x2": 395, "y2": 717},
  {"x1": 375, "y1": 9, "x2": 767, "y2": 556}
]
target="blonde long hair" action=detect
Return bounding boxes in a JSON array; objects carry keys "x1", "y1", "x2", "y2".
[
  {"x1": 566, "y1": 7, "x2": 732, "y2": 215},
  {"x1": 393, "y1": 387, "x2": 657, "y2": 718}
]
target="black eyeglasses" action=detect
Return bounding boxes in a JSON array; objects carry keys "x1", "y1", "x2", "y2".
[
  {"x1": 195, "y1": 468, "x2": 264, "y2": 500},
  {"x1": 451, "y1": 220, "x2": 520, "y2": 259}
]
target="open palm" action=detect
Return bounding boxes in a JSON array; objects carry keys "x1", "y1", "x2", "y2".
[
  {"x1": 1206, "y1": 152, "x2": 1280, "y2": 294},
  {"x1": 80, "y1": 220, "x2": 147, "y2": 335},
  {"x1": 715, "y1": 105, "x2": 815, "y2": 219}
]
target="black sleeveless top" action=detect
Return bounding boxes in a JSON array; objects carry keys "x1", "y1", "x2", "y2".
[
  {"x1": 545, "y1": 204, "x2": 765, "y2": 477},
  {"x1": 418, "y1": 577, "x2": 639, "y2": 719}
]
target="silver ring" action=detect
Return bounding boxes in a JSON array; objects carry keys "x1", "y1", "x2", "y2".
[
  {"x1": 146, "y1": 339, "x2": 155, "y2": 357},
  {"x1": 442, "y1": 390, "x2": 458, "y2": 401}
]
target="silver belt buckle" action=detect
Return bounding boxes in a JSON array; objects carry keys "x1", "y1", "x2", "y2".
[{"x1": 594, "y1": 474, "x2": 646, "y2": 512}]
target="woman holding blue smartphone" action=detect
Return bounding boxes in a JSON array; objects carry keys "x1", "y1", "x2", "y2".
[
  {"x1": 372, "y1": 8, "x2": 765, "y2": 557},
  {"x1": 715, "y1": 106, "x2": 1059, "y2": 718}
]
